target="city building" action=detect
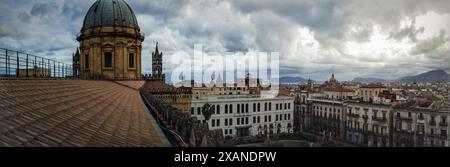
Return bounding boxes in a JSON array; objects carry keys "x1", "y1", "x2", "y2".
[
  {"x1": 358, "y1": 84, "x2": 388, "y2": 102},
  {"x1": 393, "y1": 101, "x2": 450, "y2": 147},
  {"x1": 191, "y1": 73, "x2": 261, "y2": 100},
  {"x1": 346, "y1": 102, "x2": 392, "y2": 146},
  {"x1": 308, "y1": 97, "x2": 346, "y2": 140},
  {"x1": 294, "y1": 74, "x2": 349, "y2": 140},
  {"x1": 16, "y1": 67, "x2": 51, "y2": 77},
  {"x1": 191, "y1": 95, "x2": 294, "y2": 138}
]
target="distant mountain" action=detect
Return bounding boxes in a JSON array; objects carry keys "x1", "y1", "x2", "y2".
[
  {"x1": 352, "y1": 77, "x2": 387, "y2": 83},
  {"x1": 280, "y1": 76, "x2": 307, "y2": 84},
  {"x1": 398, "y1": 69, "x2": 450, "y2": 83}
]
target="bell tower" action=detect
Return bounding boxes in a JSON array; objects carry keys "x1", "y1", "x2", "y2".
[{"x1": 151, "y1": 42, "x2": 165, "y2": 81}]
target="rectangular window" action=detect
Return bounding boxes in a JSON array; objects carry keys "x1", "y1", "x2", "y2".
[
  {"x1": 84, "y1": 54, "x2": 90, "y2": 69},
  {"x1": 225, "y1": 119, "x2": 228, "y2": 126},
  {"x1": 237, "y1": 104, "x2": 240, "y2": 113},
  {"x1": 104, "y1": 52, "x2": 113, "y2": 68},
  {"x1": 229, "y1": 129, "x2": 232, "y2": 134},
  {"x1": 197, "y1": 108, "x2": 201, "y2": 115},
  {"x1": 191, "y1": 107, "x2": 194, "y2": 115},
  {"x1": 217, "y1": 119, "x2": 220, "y2": 127},
  {"x1": 253, "y1": 103, "x2": 256, "y2": 112},
  {"x1": 128, "y1": 53, "x2": 135, "y2": 68},
  {"x1": 229, "y1": 104, "x2": 233, "y2": 114},
  {"x1": 237, "y1": 118, "x2": 240, "y2": 125},
  {"x1": 216, "y1": 105, "x2": 220, "y2": 114},
  {"x1": 246, "y1": 104, "x2": 249, "y2": 113},
  {"x1": 229, "y1": 118, "x2": 233, "y2": 126},
  {"x1": 253, "y1": 117, "x2": 256, "y2": 124},
  {"x1": 245, "y1": 117, "x2": 249, "y2": 124},
  {"x1": 269, "y1": 103, "x2": 272, "y2": 111}
]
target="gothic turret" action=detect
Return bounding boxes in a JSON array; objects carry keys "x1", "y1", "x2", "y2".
[{"x1": 151, "y1": 42, "x2": 165, "y2": 81}]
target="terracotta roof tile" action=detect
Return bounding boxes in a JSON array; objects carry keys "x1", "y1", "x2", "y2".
[
  {"x1": 115, "y1": 81, "x2": 145, "y2": 90},
  {"x1": 0, "y1": 79, "x2": 169, "y2": 147}
]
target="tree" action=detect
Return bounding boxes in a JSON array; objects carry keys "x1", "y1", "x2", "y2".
[{"x1": 202, "y1": 103, "x2": 214, "y2": 123}]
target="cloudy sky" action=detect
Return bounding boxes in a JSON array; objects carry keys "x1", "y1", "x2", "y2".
[{"x1": 1, "y1": 0, "x2": 449, "y2": 81}]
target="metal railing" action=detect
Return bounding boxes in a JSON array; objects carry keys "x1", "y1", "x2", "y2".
[{"x1": 0, "y1": 48, "x2": 73, "y2": 78}]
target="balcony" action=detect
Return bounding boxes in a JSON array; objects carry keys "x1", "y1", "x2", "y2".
[
  {"x1": 430, "y1": 121, "x2": 436, "y2": 126},
  {"x1": 372, "y1": 116, "x2": 388, "y2": 122},
  {"x1": 396, "y1": 116, "x2": 413, "y2": 122},
  {"x1": 429, "y1": 134, "x2": 448, "y2": 140},
  {"x1": 362, "y1": 115, "x2": 369, "y2": 120},
  {"x1": 418, "y1": 116, "x2": 424, "y2": 120},
  {"x1": 348, "y1": 113, "x2": 360, "y2": 118},
  {"x1": 397, "y1": 129, "x2": 413, "y2": 134},
  {"x1": 439, "y1": 122, "x2": 448, "y2": 127}
]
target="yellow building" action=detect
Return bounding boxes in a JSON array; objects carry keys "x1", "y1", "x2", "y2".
[
  {"x1": 76, "y1": 0, "x2": 143, "y2": 80},
  {"x1": 141, "y1": 44, "x2": 193, "y2": 114},
  {"x1": 17, "y1": 67, "x2": 51, "y2": 77}
]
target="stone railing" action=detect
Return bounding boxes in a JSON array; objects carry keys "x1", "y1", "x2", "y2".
[{"x1": 140, "y1": 90, "x2": 223, "y2": 147}]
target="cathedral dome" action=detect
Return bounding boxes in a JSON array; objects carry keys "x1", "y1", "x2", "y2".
[{"x1": 82, "y1": 0, "x2": 140, "y2": 30}]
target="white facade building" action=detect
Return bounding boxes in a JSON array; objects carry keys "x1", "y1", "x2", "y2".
[{"x1": 191, "y1": 95, "x2": 294, "y2": 138}]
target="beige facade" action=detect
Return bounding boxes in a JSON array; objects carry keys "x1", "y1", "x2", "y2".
[
  {"x1": 77, "y1": 27, "x2": 143, "y2": 80},
  {"x1": 76, "y1": 0, "x2": 144, "y2": 80},
  {"x1": 358, "y1": 85, "x2": 387, "y2": 102},
  {"x1": 17, "y1": 67, "x2": 51, "y2": 77},
  {"x1": 346, "y1": 102, "x2": 392, "y2": 147},
  {"x1": 141, "y1": 44, "x2": 193, "y2": 115},
  {"x1": 394, "y1": 107, "x2": 450, "y2": 147}
]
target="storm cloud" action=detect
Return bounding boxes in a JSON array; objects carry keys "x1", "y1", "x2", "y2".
[{"x1": 0, "y1": 0, "x2": 449, "y2": 81}]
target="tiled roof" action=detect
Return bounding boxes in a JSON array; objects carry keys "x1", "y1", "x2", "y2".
[
  {"x1": 323, "y1": 87, "x2": 354, "y2": 92},
  {"x1": 141, "y1": 80, "x2": 191, "y2": 94},
  {"x1": 0, "y1": 79, "x2": 169, "y2": 147},
  {"x1": 115, "y1": 80, "x2": 145, "y2": 90},
  {"x1": 141, "y1": 80, "x2": 175, "y2": 90},
  {"x1": 360, "y1": 84, "x2": 386, "y2": 89}
]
